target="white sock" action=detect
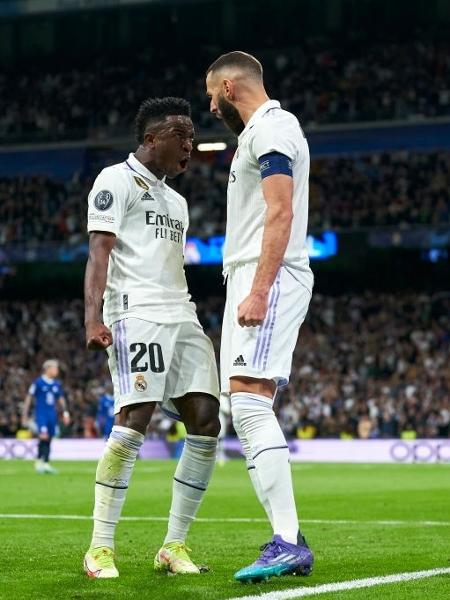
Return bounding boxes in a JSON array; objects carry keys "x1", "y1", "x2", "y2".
[
  {"x1": 216, "y1": 409, "x2": 227, "y2": 463},
  {"x1": 91, "y1": 425, "x2": 144, "y2": 550},
  {"x1": 233, "y1": 418, "x2": 273, "y2": 526},
  {"x1": 164, "y1": 434, "x2": 217, "y2": 544},
  {"x1": 231, "y1": 393, "x2": 299, "y2": 544}
]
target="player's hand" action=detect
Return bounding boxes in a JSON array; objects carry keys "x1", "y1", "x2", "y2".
[
  {"x1": 86, "y1": 322, "x2": 113, "y2": 351},
  {"x1": 237, "y1": 291, "x2": 269, "y2": 327},
  {"x1": 21, "y1": 417, "x2": 29, "y2": 429},
  {"x1": 62, "y1": 412, "x2": 71, "y2": 427}
]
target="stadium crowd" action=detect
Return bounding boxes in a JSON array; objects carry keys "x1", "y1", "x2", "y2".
[
  {"x1": 1, "y1": 292, "x2": 449, "y2": 440},
  {"x1": 0, "y1": 150, "x2": 449, "y2": 248},
  {"x1": 1, "y1": 39, "x2": 449, "y2": 142}
]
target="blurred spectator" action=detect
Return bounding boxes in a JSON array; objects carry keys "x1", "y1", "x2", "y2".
[
  {"x1": 0, "y1": 292, "x2": 449, "y2": 439},
  {"x1": 1, "y1": 40, "x2": 450, "y2": 143},
  {"x1": 0, "y1": 150, "x2": 449, "y2": 247}
]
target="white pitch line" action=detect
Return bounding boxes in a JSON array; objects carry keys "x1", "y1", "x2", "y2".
[
  {"x1": 0, "y1": 514, "x2": 449, "y2": 527},
  {"x1": 0, "y1": 467, "x2": 163, "y2": 475},
  {"x1": 226, "y1": 567, "x2": 450, "y2": 600}
]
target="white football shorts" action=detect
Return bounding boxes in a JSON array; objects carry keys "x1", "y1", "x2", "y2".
[
  {"x1": 221, "y1": 262, "x2": 313, "y2": 393},
  {"x1": 107, "y1": 317, "x2": 219, "y2": 418}
]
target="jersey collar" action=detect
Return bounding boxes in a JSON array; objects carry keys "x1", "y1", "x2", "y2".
[
  {"x1": 238, "y1": 99, "x2": 281, "y2": 142},
  {"x1": 126, "y1": 153, "x2": 166, "y2": 185},
  {"x1": 42, "y1": 375, "x2": 54, "y2": 384}
]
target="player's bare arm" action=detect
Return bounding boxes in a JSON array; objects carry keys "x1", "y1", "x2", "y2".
[
  {"x1": 84, "y1": 231, "x2": 116, "y2": 350},
  {"x1": 21, "y1": 393, "x2": 33, "y2": 428},
  {"x1": 238, "y1": 174, "x2": 293, "y2": 327},
  {"x1": 58, "y1": 395, "x2": 71, "y2": 425}
]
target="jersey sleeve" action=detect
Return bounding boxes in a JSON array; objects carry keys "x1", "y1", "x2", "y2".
[
  {"x1": 87, "y1": 168, "x2": 129, "y2": 235},
  {"x1": 251, "y1": 115, "x2": 299, "y2": 162},
  {"x1": 28, "y1": 381, "x2": 36, "y2": 396}
]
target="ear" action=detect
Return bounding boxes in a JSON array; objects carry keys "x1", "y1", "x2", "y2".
[
  {"x1": 222, "y1": 78, "x2": 235, "y2": 101},
  {"x1": 143, "y1": 130, "x2": 157, "y2": 148}
]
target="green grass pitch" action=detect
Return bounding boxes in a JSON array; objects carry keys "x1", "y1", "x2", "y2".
[{"x1": 0, "y1": 460, "x2": 449, "y2": 600}]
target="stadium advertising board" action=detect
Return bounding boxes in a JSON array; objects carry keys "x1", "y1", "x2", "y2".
[
  {"x1": 1, "y1": 439, "x2": 449, "y2": 463},
  {"x1": 184, "y1": 232, "x2": 338, "y2": 265}
]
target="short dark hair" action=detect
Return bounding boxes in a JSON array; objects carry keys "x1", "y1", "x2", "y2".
[
  {"x1": 134, "y1": 97, "x2": 191, "y2": 144},
  {"x1": 207, "y1": 51, "x2": 263, "y2": 80}
]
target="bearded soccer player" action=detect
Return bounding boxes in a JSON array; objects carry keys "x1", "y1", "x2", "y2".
[
  {"x1": 206, "y1": 52, "x2": 314, "y2": 582},
  {"x1": 83, "y1": 97, "x2": 220, "y2": 578}
]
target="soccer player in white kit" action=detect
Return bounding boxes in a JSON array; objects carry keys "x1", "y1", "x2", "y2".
[
  {"x1": 206, "y1": 52, "x2": 314, "y2": 582},
  {"x1": 83, "y1": 97, "x2": 220, "y2": 578}
]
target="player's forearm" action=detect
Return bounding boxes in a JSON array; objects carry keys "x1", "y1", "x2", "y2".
[
  {"x1": 84, "y1": 255, "x2": 107, "y2": 325},
  {"x1": 251, "y1": 206, "x2": 293, "y2": 295},
  {"x1": 22, "y1": 395, "x2": 32, "y2": 420},
  {"x1": 84, "y1": 235, "x2": 114, "y2": 325}
]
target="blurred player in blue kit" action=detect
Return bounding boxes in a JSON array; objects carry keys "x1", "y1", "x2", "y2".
[
  {"x1": 22, "y1": 359, "x2": 71, "y2": 474},
  {"x1": 96, "y1": 384, "x2": 115, "y2": 438}
]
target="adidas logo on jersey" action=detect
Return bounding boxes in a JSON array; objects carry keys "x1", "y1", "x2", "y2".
[
  {"x1": 233, "y1": 355, "x2": 247, "y2": 366},
  {"x1": 141, "y1": 191, "x2": 155, "y2": 201}
]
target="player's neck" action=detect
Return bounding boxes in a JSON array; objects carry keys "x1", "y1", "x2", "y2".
[
  {"x1": 134, "y1": 148, "x2": 165, "y2": 180},
  {"x1": 238, "y1": 91, "x2": 270, "y2": 125}
]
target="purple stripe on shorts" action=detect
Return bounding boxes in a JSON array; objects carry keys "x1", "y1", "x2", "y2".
[
  {"x1": 253, "y1": 269, "x2": 281, "y2": 369},
  {"x1": 262, "y1": 271, "x2": 281, "y2": 370},
  {"x1": 114, "y1": 322, "x2": 124, "y2": 395},
  {"x1": 252, "y1": 284, "x2": 276, "y2": 368},
  {"x1": 121, "y1": 320, "x2": 130, "y2": 393},
  {"x1": 117, "y1": 320, "x2": 129, "y2": 395}
]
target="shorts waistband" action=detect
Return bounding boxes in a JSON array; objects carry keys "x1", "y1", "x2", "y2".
[{"x1": 222, "y1": 259, "x2": 259, "y2": 282}]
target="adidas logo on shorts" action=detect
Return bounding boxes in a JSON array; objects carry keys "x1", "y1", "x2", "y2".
[
  {"x1": 233, "y1": 354, "x2": 247, "y2": 366},
  {"x1": 141, "y1": 191, "x2": 155, "y2": 201}
]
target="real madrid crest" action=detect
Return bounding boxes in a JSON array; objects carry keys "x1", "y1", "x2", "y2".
[{"x1": 134, "y1": 374, "x2": 148, "y2": 392}]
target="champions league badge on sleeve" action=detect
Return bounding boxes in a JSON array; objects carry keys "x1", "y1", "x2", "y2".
[{"x1": 94, "y1": 190, "x2": 114, "y2": 211}]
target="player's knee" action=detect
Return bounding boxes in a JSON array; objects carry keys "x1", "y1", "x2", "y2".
[
  {"x1": 231, "y1": 409, "x2": 250, "y2": 437},
  {"x1": 231, "y1": 393, "x2": 273, "y2": 434},
  {"x1": 116, "y1": 402, "x2": 154, "y2": 436},
  {"x1": 197, "y1": 417, "x2": 221, "y2": 437},
  {"x1": 187, "y1": 411, "x2": 221, "y2": 437},
  {"x1": 183, "y1": 397, "x2": 221, "y2": 437},
  {"x1": 230, "y1": 376, "x2": 276, "y2": 397},
  {"x1": 231, "y1": 400, "x2": 249, "y2": 433}
]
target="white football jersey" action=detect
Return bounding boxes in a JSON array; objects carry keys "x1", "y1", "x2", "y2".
[
  {"x1": 224, "y1": 100, "x2": 312, "y2": 277},
  {"x1": 87, "y1": 153, "x2": 197, "y2": 327}
]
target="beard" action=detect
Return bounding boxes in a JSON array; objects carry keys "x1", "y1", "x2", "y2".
[{"x1": 217, "y1": 94, "x2": 245, "y2": 136}]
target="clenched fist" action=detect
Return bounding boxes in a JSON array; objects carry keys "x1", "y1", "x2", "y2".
[
  {"x1": 237, "y1": 291, "x2": 269, "y2": 327},
  {"x1": 86, "y1": 321, "x2": 113, "y2": 351}
]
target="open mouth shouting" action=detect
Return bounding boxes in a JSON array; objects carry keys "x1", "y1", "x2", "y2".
[{"x1": 178, "y1": 155, "x2": 191, "y2": 172}]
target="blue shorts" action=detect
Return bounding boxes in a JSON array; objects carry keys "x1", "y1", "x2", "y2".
[
  {"x1": 36, "y1": 414, "x2": 57, "y2": 438},
  {"x1": 103, "y1": 418, "x2": 114, "y2": 438}
]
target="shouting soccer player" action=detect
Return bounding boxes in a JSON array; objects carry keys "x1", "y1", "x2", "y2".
[
  {"x1": 206, "y1": 52, "x2": 314, "y2": 582},
  {"x1": 83, "y1": 97, "x2": 220, "y2": 578},
  {"x1": 22, "y1": 359, "x2": 70, "y2": 474}
]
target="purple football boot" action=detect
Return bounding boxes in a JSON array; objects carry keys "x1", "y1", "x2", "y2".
[{"x1": 234, "y1": 534, "x2": 313, "y2": 583}]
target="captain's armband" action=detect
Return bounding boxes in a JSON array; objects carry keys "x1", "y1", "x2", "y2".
[{"x1": 258, "y1": 152, "x2": 293, "y2": 179}]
